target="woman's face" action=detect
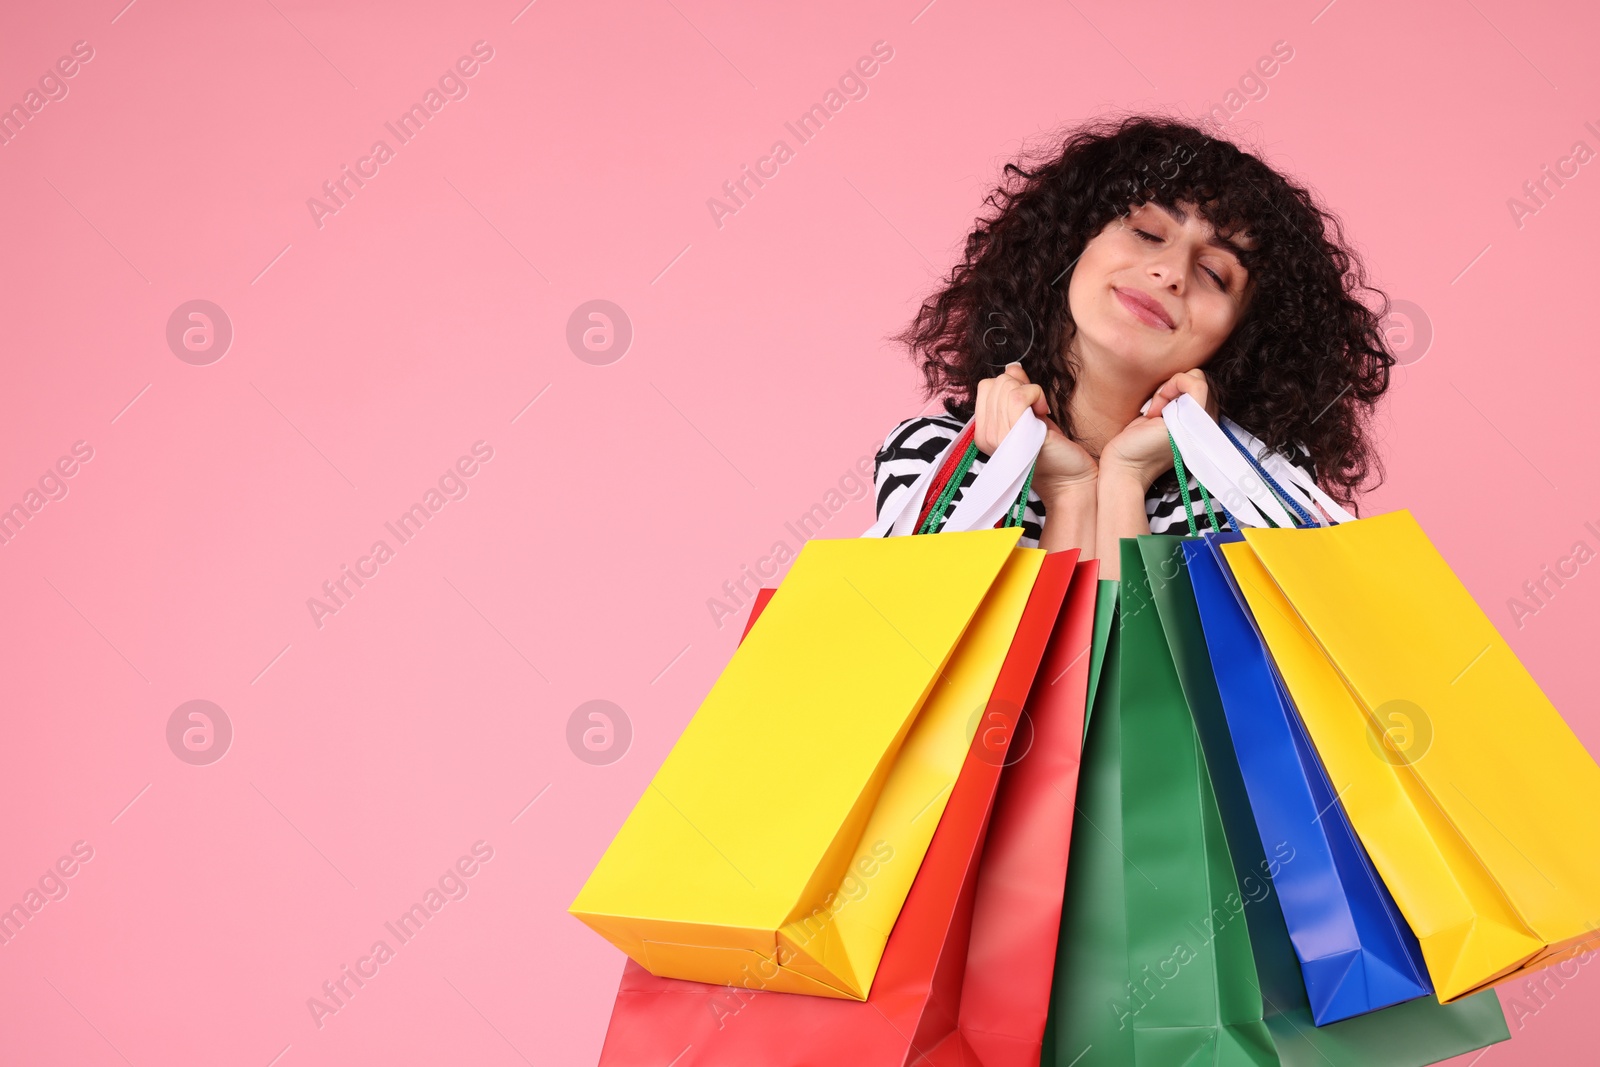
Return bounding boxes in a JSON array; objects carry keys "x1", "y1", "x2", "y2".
[{"x1": 1066, "y1": 199, "x2": 1255, "y2": 386}]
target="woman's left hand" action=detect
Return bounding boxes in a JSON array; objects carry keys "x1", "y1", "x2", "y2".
[{"x1": 1101, "y1": 369, "x2": 1219, "y2": 489}]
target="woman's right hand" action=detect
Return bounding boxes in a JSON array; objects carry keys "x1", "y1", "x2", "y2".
[{"x1": 974, "y1": 362, "x2": 1098, "y2": 496}]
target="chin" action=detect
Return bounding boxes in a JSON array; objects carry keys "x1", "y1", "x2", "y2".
[{"x1": 1082, "y1": 319, "x2": 1170, "y2": 372}]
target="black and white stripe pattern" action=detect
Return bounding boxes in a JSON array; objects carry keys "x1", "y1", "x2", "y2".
[{"x1": 873, "y1": 408, "x2": 1322, "y2": 547}]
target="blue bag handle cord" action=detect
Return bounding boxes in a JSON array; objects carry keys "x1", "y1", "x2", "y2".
[{"x1": 1218, "y1": 421, "x2": 1316, "y2": 529}]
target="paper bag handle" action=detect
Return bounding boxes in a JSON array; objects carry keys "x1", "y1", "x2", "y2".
[
  {"x1": 1161, "y1": 394, "x2": 1302, "y2": 529},
  {"x1": 864, "y1": 408, "x2": 1046, "y2": 538}
]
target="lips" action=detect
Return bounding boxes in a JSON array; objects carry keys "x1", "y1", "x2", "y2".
[{"x1": 1114, "y1": 287, "x2": 1175, "y2": 330}]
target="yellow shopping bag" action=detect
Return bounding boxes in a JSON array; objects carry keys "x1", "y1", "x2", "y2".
[
  {"x1": 570, "y1": 525, "x2": 1045, "y2": 1000},
  {"x1": 1223, "y1": 511, "x2": 1600, "y2": 1002}
]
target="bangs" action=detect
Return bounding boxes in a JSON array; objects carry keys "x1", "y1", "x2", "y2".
[{"x1": 1106, "y1": 140, "x2": 1280, "y2": 270}]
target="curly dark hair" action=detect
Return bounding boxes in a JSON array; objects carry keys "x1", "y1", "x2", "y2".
[{"x1": 893, "y1": 112, "x2": 1395, "y2": 509}]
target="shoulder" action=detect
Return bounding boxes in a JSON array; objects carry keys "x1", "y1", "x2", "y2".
[
  {"x1": 872, "y1": 408, "x2": 964, "y2": 518},
  {"x1": 871, "y1": 406, "x2": 1044, "y2": 547},
  {"x1": 874, "y1": 409, "x2": 966, "y2": 469}
]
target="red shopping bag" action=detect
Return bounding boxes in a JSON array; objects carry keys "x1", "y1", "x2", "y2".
[
  {"x1": 595, "y1": 550, "x2": 1095, "y2": 1066},
  {"x1": 927, "y1": 556, "x2": 1098, "y2": 1065}
]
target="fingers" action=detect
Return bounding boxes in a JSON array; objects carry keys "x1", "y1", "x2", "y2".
[
  {"x1": 1003, "y1": 363, "x2": 1051, "y2": 418},
  {"x1": 975, "y1": 364, "x2": 1046, "y2": 454},
  {"x1": 975, "y1": 375, "x2": 1001, "y2": 456},
  {"x1": 987, "y1": 375, "x2": 1002, "y2": 452},
  {"x1": 975, "y1": 376, "x2": 994, "y2": 454},
  {"x1": 1144, "y1": 368, "x2": 1210, "y2": 420}
]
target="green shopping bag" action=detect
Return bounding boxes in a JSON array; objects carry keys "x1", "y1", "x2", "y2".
[
  {"x1": 1119, "y1": 538, "x2": 1279, "y2": 1064},
  {"x1": 1042, "y1": 579, "x2": 1131, "y2": 1065},
  {"x1": 1043, "y1": 539, "x2": 1511, "y2": 1066},
  {"x1": 1082, "y1": 577, "x2": 1119, "y2": 741},
  {"x1": 1047, "y1": 557, "x2": 1272, "y2": 1066}
]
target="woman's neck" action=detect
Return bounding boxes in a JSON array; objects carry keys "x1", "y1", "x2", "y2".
[{"x1": 1065, "y1": 356, "x2": 1150, "y2": 459}]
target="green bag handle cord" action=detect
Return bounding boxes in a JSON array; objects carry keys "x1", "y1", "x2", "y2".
[
  {"x1": 1006, "y1": 463, "x2": 1037, "y2": 529},
  {"x1": 917, "y1": 441, "x2": 979, "y2": 535},
  {"x1": 1167, "y1": 430, "x2": 1222, "y2": 537},
  {"x1": 918, "y1": 441, "x2": 1037, "y2": 535}
]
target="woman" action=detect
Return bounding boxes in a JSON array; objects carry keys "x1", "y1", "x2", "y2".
[{"x1": 874, "y1": 114, "x2": 1395, "y2": 577}]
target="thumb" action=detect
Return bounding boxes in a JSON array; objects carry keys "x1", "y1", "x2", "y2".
[
  {"x1": 1004, "y1": 361, "x2": 1030, "y2": 383},
  {"x1": 1018, "y1": 381, "x2": 1050, "y2": 419}
]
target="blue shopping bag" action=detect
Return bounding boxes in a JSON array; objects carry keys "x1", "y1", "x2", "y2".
[{"x1": 1184, "y1": 530, "x2": 1433, "y2": 1024}]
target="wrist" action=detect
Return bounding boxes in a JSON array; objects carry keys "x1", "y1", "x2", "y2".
[
  {"x1": 1035, "y1": 471, "x2": 1098, "y2": 504},
  {"x1": 1097, "y1": 460, "x2": 1158, "y2": 494}
]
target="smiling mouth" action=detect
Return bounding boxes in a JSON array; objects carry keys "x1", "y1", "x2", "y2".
[{"x1": 1114, "y1": 287, "x2": 1175, "y2": 330}]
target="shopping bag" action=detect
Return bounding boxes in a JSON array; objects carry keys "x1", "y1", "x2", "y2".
[
  {"x1": 1224, "y1": 515, "x2": 1600, "y2": 1002},
  {"x1": 1184, "y1": 531, "x2": 1431, "y2": 1024},
  {"x1": 1042, "y1": 536, "x2": 1511, "y2": 1065},
  {"x1": 1042, "y1": 577, "x2": 1129, "y2": 1065},
  {"x1": 595, "y1": 548, "x2": 1082, "y2": 1065},
  {"x1": 736, "y1": 586, "x2": 776, "y2": 639},
  {"x1": 924, "y1": 556, "x2": 1099, "y2": 1066},
  {"x1": 1044, "y1": 544, "x2": 1277, "y2": 1067},
  {"x1": 1117, "y1": 537, "x2": 1279, "y2": 1064},
  {"x1": 1139, "y1": 534, "x2": 1510, "y2": 1063},
  {"x1": 574, "y1": 410, "x2": 1056, "y2": 999},
  {"x1": 571, "y1": 525, "x2": 1040, "y2": 998},
  {"x1": 1083, "y1": 575, "x2": 1118, "y2": 740},
  {"x1": 1167, "y1": 389, "x2": 1600, "y2": 1000}
]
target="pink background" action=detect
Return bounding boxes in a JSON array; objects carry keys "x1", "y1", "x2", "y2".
[{"x1": 1, "y1": 0, "x2": 1595, "y2": 1063}]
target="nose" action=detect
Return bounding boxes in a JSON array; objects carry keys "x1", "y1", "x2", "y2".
[{"x1": 1147, "y1": 248, "x2": 1188, "y2": 294}]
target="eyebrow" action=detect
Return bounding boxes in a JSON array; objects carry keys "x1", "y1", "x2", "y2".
[{"x1": 1149, "y1": 201, "x2": 1255, "y2": 259}]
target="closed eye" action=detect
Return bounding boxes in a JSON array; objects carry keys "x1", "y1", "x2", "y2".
[{"x1": 1134, "y1": 229, "x2": 1227, "y2": 289}]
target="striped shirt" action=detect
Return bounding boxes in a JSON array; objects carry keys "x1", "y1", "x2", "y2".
[{"x1": 872, "y1": 409, "x2": 1321, "y2": 548}]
